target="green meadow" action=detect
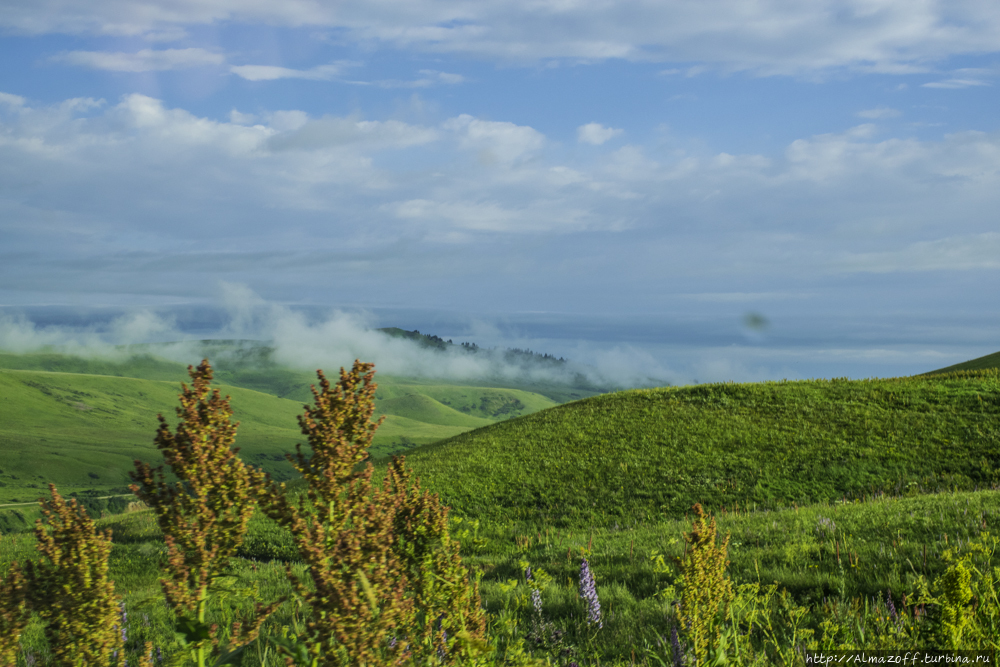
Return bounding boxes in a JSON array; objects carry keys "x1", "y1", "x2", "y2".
[
  {"x1": 0, "y1": 346, "x2": 578, "y2": 509},
  {"x1": 1, "y1": 344, "x2": 999, "y2": 664}
]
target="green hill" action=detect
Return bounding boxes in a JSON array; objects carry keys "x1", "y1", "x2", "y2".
[
  {"x1": 391, "y1": 370, "x2": 1000, "y2": 528},
  {"x1": 0, "y1": 347, "x2": 565, "y2": 509},
  {"x1": 923, "y1": 349, "x2": 1000, "y2": 375},
  {"x1": 0, "y1": 368, "x2": 306, "y2": 494}
]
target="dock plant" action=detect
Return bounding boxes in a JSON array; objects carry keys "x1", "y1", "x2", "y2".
[
  {"x1": 255, "y1": 361, "x2": 491, "y2": 666},
  {"x1": 129, "y1": 360, "x2": 279, "y2": 666},
  {"x1": 21, "y1": 484, "x2": 125, "y2": 666},
  {"x1": 675, "y1": 504, "x2": 734, "y2": 665},
  {"x1": 0, "y1": 538, "x2": 29, "y2": 666}
]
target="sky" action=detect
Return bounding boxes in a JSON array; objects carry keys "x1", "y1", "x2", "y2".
[{"x1": 1, "y1": 0, "x2": 999, "y2": 385}]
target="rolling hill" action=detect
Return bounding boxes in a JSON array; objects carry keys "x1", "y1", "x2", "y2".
[
  {"x1": 924, "y1": 349, "x2": 1000, "y2": 375},
  {"x1": 390, "y1": 369, "x2": 1000, "y2": 528},
  {"x1": 0, "y1": 342, "x2": 581, "y2": 509}
]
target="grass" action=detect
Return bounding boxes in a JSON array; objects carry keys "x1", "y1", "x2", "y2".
[
  {"x1": 389, "y1": 370, "x2": 1000, "y2": 528},
  {"x1": 4, "y1": 487, "x2": 999, "y2": 664},
  {"x1": 2, "y1": 350, "x2": 1000, "y2": 663},
  {"x1": 924, "y1": 350, "x2": 1000, "y2": 376},
  {"x1": 0, "y1": 348, "x2": 568, "y2": 511},
  {"x1": 0, "y1": 368, "x2": 306, "y2": 501}
]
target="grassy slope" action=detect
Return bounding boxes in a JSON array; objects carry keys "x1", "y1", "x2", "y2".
[
  {"x1": 391, "y1": 370, "x2": 1000, "y2": 527},
  {"x1": 0, "y1": 350, "x2": 562, "y2": 505},
  {"x1": 924, "y1": 349, "x2": 1000, "y2": 375},
  {"x1": 0, "y1": 369, "x2": 306, "y2": 494}
]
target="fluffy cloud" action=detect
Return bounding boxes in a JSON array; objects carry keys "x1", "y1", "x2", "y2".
[
  {"x1": 443, "y1": 114, "x2": 544, "y2": 164},
  {"x1": 577, "y1": 123, "x2": 623, "y2": 145},
  {"x1": 266, "y1": 116, "x2": 440, "y2": 151},
  {"x1": 2, "y1": 91, "x2": 1000, "y2": 317},
  {"x1": 5, "y1": 0, "x2": 1000, "y2": 73},
  {"x1": 51, "y1": 48, "x2": 224, "y2": 71}
]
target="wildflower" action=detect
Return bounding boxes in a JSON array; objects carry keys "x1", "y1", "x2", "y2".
[
  {"x1": 886, "y1": 590, "x2": 898, "y2": 623},
  {"x1": 120, "y1": 600, "x2": 128, "y2": 644},
  {"x1": 816, "y1": 516, "x2": 836, "y2": 535},
  {"x1": 670, "y1": 624, "x2": 684, "y2": 667},
  {"x1": 531, "y1": 587, "x2": 542, "y2": 615},
  {"x1": 578, "y1": 557, "x2": 602, "y2": 628}
]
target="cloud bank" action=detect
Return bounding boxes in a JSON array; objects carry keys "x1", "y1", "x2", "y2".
[
  {"x1": 6, "y1": 0, "x2": 1000, "y2": 74},
  {"x1": 0, "y1": 285, "x2": 672, "y2": 389}
]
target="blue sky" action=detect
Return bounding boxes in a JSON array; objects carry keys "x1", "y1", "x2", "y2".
[{"x1": 1, "y1": 1, "x2": 999, "y2": 384}]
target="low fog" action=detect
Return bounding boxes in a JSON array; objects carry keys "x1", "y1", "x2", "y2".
[{"x1": 0, "y1": 284, "x2": 673, "y2": 390}]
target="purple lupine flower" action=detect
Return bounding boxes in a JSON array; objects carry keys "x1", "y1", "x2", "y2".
[
  {"x1": 531, "y1": 587, "x2": 542, "y2": 615},
  {"x1": 525, "y1": 566, "x2": 532, "y2": 583},
  {"x1": 25, "y1": 653, "x2": 36, "y2": 667},
  {"x1": 886, "y1": 590, "x2": 898, "y2": 622},
  {"x1": 435, "y1": 614, "x2": 448, "y2": 661},
  {"x1": 670, "y1": 624, "x2": 684, "y2": 667},
  {"x1": 120, "y1": 600, "x2": 128, "y2": 644},
  {"x1": 578, "y1": 557, "x2": 602, "y2": 628}
]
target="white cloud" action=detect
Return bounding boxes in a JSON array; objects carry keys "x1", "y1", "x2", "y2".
[
  {"x1": 0, "y1": 92, "x2": 26, "y2": 109},
  {"x1": 921, "y1": 66, "x2": 995, "y2": 88},
  {"x1": 577, "y1": 122, "x2": 623, "y2": 145},
  {"x1": 3, "y1": 91, "x2": 1000, "y2": 312},
  {"x1": 922, "y1": 78, "x2": 991, "y2": 89},
  {"x1": 388, "y1": 198, "x2": 588, "y2": 234},
  {"x1": 837, "y1": 233, "x2": 1000, "y2": 272},
  {"x1": 52, "y1": 48, "x2": 224, "y2": 72},
  {"x1": 443, "y1": 114, "x2": 545, "y2": 164},
  {"x1": 5, "y1": 1, "x2": 1000, "y2": 73},
  {"x1": 856, "y1": 107, "x2": 901, "y2": 119},
  {"x1": 230, "y1": 63, "x2": 347, "y2": 81},
  {"x1": 229, "y1": 109, "x2": 258, "y2": 125},
  {"x1": 267, "y1": 116, "x2": 439, "y2": 151},
  {"x1": 358, "y1": 69, "x2": 466, "y2": 88}
]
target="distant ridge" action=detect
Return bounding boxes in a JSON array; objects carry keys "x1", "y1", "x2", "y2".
[
  {"x1": 922, "y1": 350, "x2": 1000, "y2": 376},
  {"x1": 376, "y1": 327, "x2": 568, "y2": 366}
]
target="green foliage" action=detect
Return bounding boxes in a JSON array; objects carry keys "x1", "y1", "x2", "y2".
[
  {"x1": 256, "y1": 361, "x2": 493, "y2": 666},
  {"x1": 255, "y1": 361, "x2": 413, "y2": 665},
  {"x1": 0, "y1": 536, "x2": 29, "y2": 666},
  {"x1": 22, "y1": 484, "x2": 124, "y2": 666},
  {"x1": 676, "y1": 504, "x2": 735, "y2": 665},
  {"x1": 129, "y1": 360, "x2": 278, "y2": 666}
]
